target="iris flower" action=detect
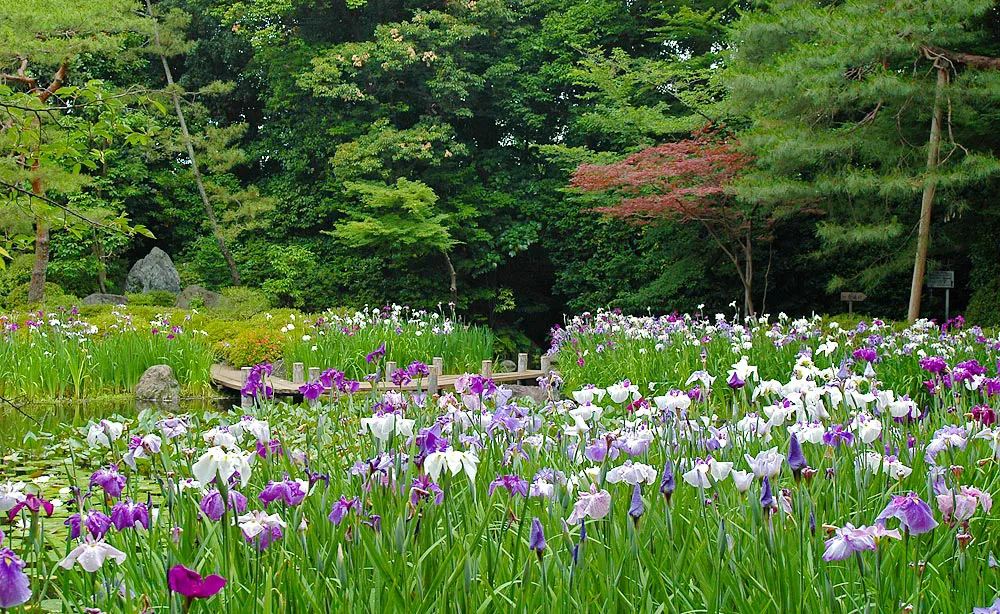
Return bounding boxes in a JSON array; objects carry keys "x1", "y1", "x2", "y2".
[
  {"x1": 58, "y1": 537, "x2": 127, "y2": 572},
  {"x1": 0, "y1": 536, "x2": 31, "y2": 608},
  {"x1": 606, "y1": 461, "x2": 657, "y2": 486},
  {"x1": 425, "y1": 450, "x2": 479, "y2": 482},
  {"x1": 192, "y1": 447, "x2": 254, "y2": 488},
  {"x1": 567, "y1": 485, "x2": 612, "y2": 525},
  {"x1": 876, "y1": 492, "x2": 938, "y2": 535},
  {"x1": 168, "y1": 564, "x2": 226, "y2": 599}
]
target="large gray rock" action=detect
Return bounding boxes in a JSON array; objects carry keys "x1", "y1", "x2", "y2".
[
  {"x1": 176, "y1": 285, "x2": 226, "y2": 309},
  {"x1": 497, "y1": 359, "x2": 517, "y2": 373},
  {"x1": 124, "y1": 247, "x2": 181, "y2": 294},
  {"x1": 135, "y1": 365, "x2": 181, "y2": 401},
  {"x1": 83, "y1": 293, "x2": 128, "y2": 306}
]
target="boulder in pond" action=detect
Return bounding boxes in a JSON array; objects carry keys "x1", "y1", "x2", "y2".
[
  {"x1": 82, "y1": 293, "x2": 128, "y2": 306},
  {"x1": 135, "y1": 365, "x2": 181, "y2": 401},
  {"x1": 124, "y1": 247, "x2": 181, "y2": 294}
]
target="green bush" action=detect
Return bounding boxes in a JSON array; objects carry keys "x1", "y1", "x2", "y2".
[
  {"x1": 5, "y1": 281, "x2": 70, "y2": 309},
  {"x1": 966, "y1": 278, "x2": 1000, "y2": 327},
  {"x1": 126, "y1": 291, "x2": 177, "y2": 307},
  {"x1": 0, "y1": 255, "x2": 34, "y2": 303},
  {"x1": 211, "y1": 286, "x2": 270, "y2": 319}
]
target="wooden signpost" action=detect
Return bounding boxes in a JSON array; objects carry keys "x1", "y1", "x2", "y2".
[
  {"x1": 840, "y1": 291, "x2": 866, "y2": 314},
  {"x1": 927, "y1": 270, "x2": 955, "y2": 321}
]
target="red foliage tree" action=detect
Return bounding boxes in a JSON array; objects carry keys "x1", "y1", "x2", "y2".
[{"x1": 570, "y1": 129, "x2": 766, "y2": 315}]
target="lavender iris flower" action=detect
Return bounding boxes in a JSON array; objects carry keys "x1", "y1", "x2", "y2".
[
  {"x1": 973, "y1": 598, "x2": 1000, "y2": 614},
  {"x1": 488, "y1": 475, "x2": 529, "y2": 498},
  {"x1": 875, "y1": 492, "x2": 938, "y2": 535},
  {"x1": 0, "y1": 538, "x2": 31, "y2": 608}
]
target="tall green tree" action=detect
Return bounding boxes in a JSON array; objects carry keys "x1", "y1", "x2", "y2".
[
  {"x1": 0, "y1": 1, "x2": 153, "y2": 301},
  {"x1": 727, "y1": 0, "x2": 1000, "y2": 321}
]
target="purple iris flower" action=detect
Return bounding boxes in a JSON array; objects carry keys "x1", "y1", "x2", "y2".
[
  {"x1": 488, "y1": 474, "x2": 529, "y2": 498},
  {"x1": 584, "y1": 439, "x2": 619, "y2": 463},
  {"x1": 328, "y1": 496, "x2": 361, "y2": 526},
  {"x1": 660, "y1": 460, "x2": 676, "y2": 504},
  {"x1": 391, "y1": 368, "x2": 412, "y2": 387},
  {"x1": 787, "y1": 434, "x2": 807, "y2": 478},
  {"x1": 256, "y1": 439, "x2": 284, "y2": 459},
  {"x1": 366, "y1": 343, "x2": 387, "y2": 364},
  {"x1": 406, "y1": 361, "x2": 430, "y2": 378},
  {"x1": 529, "y1": 518, "x2": 546, "y2": 557},
  {"x1": 875, "y1": 492, "x2": 938, "y2": 535},
  {"x1": 65, "y1": 510, "x2": 112, "y2": 539},
  {"x1": 8, "y1": 494, "x2": 54, "y2": 521},
  {"x1": 919, "y1": 356, "x2": 948, "y2": 374},
  {"x1": 414, "y1": 425, "x2": 450, "y2": 463},
  {"x1": 299, "y1": 381, "x2": 325, "y2": 401},
  {"x1": 628, "y1": 484, "x2": 645, "y2": 523},
  {"x1": 90, "y1": 464, "x2": 127, "y2": 499},
  {"x1": 409, "y1": 475, "x2": 444, "y2": 506},
  {"x1": 973, "y1": 598, "x2": 1000, "y2": 614},
  {"x1": 0, "y1": 538, "x2": 31, "y2": 608},
  {"x1": 319, "y1": 369, "x2": 345, "y2": 389},
  {"x1": 199, "y1": 489, "x2": 248, "y2": 522},
  {"x1": 852, "y1": 347, "x2": 878, "y2": 363},
  {"x1": 823, "y1": 424, "x2": 854, "y2": 447},
  {"x1": 760, "y1": 476, "x2": 774, "y2": 510},
  {"x1": 259, "y1": 480, "x2": 308, "y2": 508},
  {"x1": 727, "y1": 371, "x2": 746, "y2": 389},
  {"x1": 110, "y1": 500, "x2": 150, "y2": 530}
]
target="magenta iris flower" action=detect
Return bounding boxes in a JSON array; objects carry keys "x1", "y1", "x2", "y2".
[
  {"x1": 0, "y1": 536, "x2": 31, "y2": 608},
  {"x1": 876, "y1": 492, "x2": 938, "y2": 535},
  {"x1": 919, "y1": 356, "x2": 948, "y2": 373},
  {"x1": 8, "y1": 494, "x2": 54, "y2": 521},
  {"x1": 168, "y1": 564, "x2": 226, "y2": 599},
  {"x1": 90, "y1": 464, "x2": 127, "y2": 499}
]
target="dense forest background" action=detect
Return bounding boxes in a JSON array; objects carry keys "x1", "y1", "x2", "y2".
[{"x1": 3, "y1": 0, "x2": 1000, "y2": 347}]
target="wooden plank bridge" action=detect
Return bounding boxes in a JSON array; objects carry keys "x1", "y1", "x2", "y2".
[{"x1": 210, "y1": 353, "x2": 552, "y2": 398}]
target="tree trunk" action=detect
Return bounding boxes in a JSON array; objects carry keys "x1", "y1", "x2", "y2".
[
  {"x1": 907, "y1": 64, "x2": 948, "y2": 323},
  {"x1": 743, "y1": 235, "x2": 755, "y2": 317},
  {"x1": 26, "y1": 169, "x2": 49, "y2": 303},
  {"x1": 147, "y1": 0, "x2": 240, "y2": 286},
  {"x1": 93, "y1": 237, "x2": 107, "y2": 293},
  {"x1": 443, "y1": 250, "x2": 458, "y2": 305},
  {"x1": 27, "y1": 217, "x2": 49, "y2": 303}
]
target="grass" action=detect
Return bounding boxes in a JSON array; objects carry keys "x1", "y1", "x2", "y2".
[{"x1": 2, "y1": 311, "x2": 1000, "y2": 612}]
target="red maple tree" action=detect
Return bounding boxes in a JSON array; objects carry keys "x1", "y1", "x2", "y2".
[{"x1": 570, "y1": 129, "x2": 767, "y2": 315}]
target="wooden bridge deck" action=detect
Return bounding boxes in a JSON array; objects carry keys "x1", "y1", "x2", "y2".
[{"x1": 210, "y1": 364, "x2": 547, "y2": 396}]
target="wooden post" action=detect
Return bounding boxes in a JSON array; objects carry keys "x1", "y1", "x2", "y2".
[
  {"x1": 481, "y1": 359, "x2": 493, "y2": 378},
  {"x1": 428, "y1": 369, "x2": 439, "y2": 396},
  {"x1": 432, "y1": 357, "x2": 443, "y2": 375},
  {"x1": 541, "y1": 354, "x2": 552, "y2": 373},
  {"x1": 240, "y1": 366, "x2": 252, "y2": 408},
  {"x1": 292, "y1": 362, "x2": 305, "y2": 384},
  {"x1": 308, "y1": 367, "x2": 320, "y2": 383},
  {"x1": 517, "y1": 353, "x2": 528, "y2": 373}
]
